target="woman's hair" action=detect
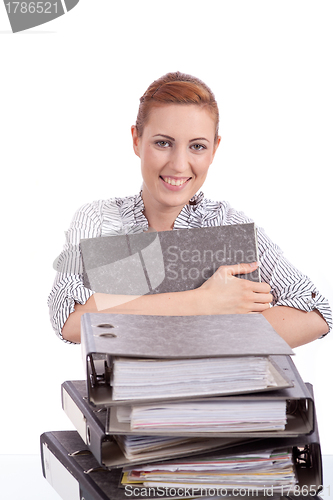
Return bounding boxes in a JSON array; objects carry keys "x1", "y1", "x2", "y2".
[{"x1": 135, "y1": 72, "x2": 219, "y2": 143}]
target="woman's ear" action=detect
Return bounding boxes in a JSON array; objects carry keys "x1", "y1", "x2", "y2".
[
  {"x1": 211, "y1": 135, "x2": 221, "y2": 163},
  {"x1": 131, "y1": 125, "x2": 141, "y2": 158}
]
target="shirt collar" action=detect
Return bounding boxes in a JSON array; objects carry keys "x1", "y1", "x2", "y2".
[
  {"x1": 119, "y1": 191, "x2": 205, "y2": 232},
  {"x1": 139, "y1": 190, "x2": 205, "y2": 230}
]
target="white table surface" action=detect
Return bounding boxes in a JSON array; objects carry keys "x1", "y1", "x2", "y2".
[{"x1": 0, "y1": 454, "x2": 332, "y2": 500}]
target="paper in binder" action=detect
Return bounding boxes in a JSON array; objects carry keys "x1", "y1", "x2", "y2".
[
  {"x1": 120, "y1": 384, "x2": 322, "y2": 495},
  {"x1": 61, "y1": 380, "x2": 253, "y2": 469},
  {"x1": 121, "y1": 450, "x2": 298, "y2": 491},
  {"x1": 41, "y1": 402, "x2": 323, "y2": 500},
  {"x1": 110, "y1": 356, "x2": 285, "y2": 402},
  {"x1": 62, "y1": 360, "x2": 315, "y2": 476},
  {"x1": 106, "y1": 355, "x2": 315, "y2": 438},
  {"x1": 81, "y1": 312, "x2": 294, "y2": 407},
  {"x1": 80, "y1": 223, "x2": 260, "y2": 296}
]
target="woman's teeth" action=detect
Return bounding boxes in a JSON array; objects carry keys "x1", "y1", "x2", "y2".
[{"x1": 162, "y1": 176, "x2": 189, "y2": 186}]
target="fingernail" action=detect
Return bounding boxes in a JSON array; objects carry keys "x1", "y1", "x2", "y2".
[{"x1": 249, "y1": 262, "x2": 258, "y2": 268}]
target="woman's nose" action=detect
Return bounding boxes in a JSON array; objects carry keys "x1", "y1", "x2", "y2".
[{"x1": 169, "y1": 147, "x2": 189, "y2": 172}]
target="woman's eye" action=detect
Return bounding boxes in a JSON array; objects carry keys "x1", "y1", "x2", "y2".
[
  {"x1": 191, "y1": 144, "x2": 206, "y2": 151},
  {"x1": 156, "y1": 140, "x2": 170, "y2": 148}
]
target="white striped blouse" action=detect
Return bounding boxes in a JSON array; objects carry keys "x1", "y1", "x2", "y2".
[{"x1": 48, "y1": 191, "x2": 332, "y2": 343}]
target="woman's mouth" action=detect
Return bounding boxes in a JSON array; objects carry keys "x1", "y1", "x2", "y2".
[{"x1": 160, "y1": 176, "x2": 191, "y2": 188}]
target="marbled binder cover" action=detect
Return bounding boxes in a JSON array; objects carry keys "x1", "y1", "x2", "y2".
[{"x1": 80, "y1": 223, "x2": 260, "y2": 295}]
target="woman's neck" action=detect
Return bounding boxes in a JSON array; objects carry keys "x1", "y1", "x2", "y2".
[
  {"x1": 140, "y1": 189, "x2": 187, "y2": 231},
  {"x1": 144, "y1": 209, "x2": 179, "y2": 232}
]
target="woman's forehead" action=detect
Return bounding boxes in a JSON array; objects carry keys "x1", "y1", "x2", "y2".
[{"x1": 143, "y1": 104, "x2": 216, "y2": 136}]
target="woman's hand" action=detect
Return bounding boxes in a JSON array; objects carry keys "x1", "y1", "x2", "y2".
[
  {"x1": 62, "y1": 262, "x2": 272, "y2": 343},
  {"x1": 196, "y1": 262, "x2": 273, "y2": 315}
]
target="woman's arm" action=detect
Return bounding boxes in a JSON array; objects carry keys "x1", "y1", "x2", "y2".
[
  {"x1": 62, "y1": 262, "x2": 272, "y2": 343},
  {"x1": 62, "y1": 289, "x2": 200, "y2": 343},
  {"x1": 262, "y1": 306, "x2": 329, "y2": 348},
  {"x1": 61, "y1": 260, "x2": 329, "y2": 347},
  {"x1": 188, "y1": 262, "x2": 329, "y2": 348},
  {"x1": 55, "y1": 202, "x2": 332, "y2": 347}
]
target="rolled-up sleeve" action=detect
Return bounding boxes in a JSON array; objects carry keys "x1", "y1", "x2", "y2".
[
  {"x1": 48, "y1": 203, "x2": 102, "y2": 341},
  {"x1": 222, "y1": 203, "x2": 332, "y2": 336}
]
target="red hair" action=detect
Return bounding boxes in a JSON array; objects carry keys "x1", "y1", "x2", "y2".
[{"x1": 135, "y1": 72, "x2": 219, "y2": 143}]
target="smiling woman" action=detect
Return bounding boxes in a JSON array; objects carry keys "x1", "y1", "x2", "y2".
[
  {"x1": 48, "y1": 71, "x2": 332, "y2": 346},
  {"x1": 132, "y1": 104, "x2": 220, "y2": 231},
  {"x1": 131, "y1": 73, "x2": 221, "y2": 232}
]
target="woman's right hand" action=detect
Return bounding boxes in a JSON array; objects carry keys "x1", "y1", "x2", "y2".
[
  {"x1": 62, "y1": 262, "x2": 272, "y2": 343},
  {"x1": 196, "y1": 262, "x2": 273, "y2": 315}
]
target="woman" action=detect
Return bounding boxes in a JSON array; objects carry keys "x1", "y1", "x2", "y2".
[{"x1": 48, "y1": 72, "x2": 331, "y2": 346}]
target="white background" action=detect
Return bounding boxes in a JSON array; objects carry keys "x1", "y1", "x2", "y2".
[{"x1": 0, "y1": 0, "x2": 332, "y2": 461}]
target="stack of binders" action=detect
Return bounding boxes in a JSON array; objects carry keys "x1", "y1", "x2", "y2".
[{"x1": 41, "y1": 312, "x2": 324, "y2": 500}]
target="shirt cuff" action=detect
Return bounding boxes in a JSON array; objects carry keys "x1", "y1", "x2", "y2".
[
  {"x1": 275, "y1": 288, "x2": 332, "y2": 337},
  {"x1": 48, "y1": 276, "x2": 94, "y2": 343}
]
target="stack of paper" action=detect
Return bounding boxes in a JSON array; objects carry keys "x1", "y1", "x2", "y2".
[
  {"x1": 122, "y1": 450, "x2": 297, "y2": 491},
  {"x1": 114, "y1": 435, "x2": 245, "y2": 462},
  {"x1": 117, "y1": 400, "x2": 287, "y2": 432},
  {"x1": 112, "y1": 356, "x2": 280, "y2": 400}
]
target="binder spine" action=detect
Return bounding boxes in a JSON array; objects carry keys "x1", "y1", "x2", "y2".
[
  {"x1": 41, "y1": 432, "x2": 108, "y2": 500},
  {"x1": 62, "y1": 381, "x2": 108, "y2": 466}
]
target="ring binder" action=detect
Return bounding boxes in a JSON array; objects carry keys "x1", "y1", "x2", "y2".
[
  {"x1": 61, "y1": 379, "x2": 318, "y2": 469},
  {"x1": 81, "y1": 313, "x2": 294, "y2": 407},
  {"x1": 62, "y1": 380, "x2": 248, "y2": 468},
  {"x1": 294, "y1": 445, "x2": 312, "y2": 468},
  {"x1": 80, "y1": 223, "x2": 261, "y2": 296},
  {"x1": 41, "y1": 418, "x2": 323, "y2": 500}
]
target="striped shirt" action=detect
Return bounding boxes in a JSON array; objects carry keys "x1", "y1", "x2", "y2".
[{"x1": 48, "y1": 191, "x2": 332, "y2": 342}]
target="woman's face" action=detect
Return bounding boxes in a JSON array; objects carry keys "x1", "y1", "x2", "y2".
[{"x1": 132, "y1": 104, "x2": 220, "y2": 216}]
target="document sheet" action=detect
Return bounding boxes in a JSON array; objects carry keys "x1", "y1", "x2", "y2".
[{"x1": 112, "y1": 356, "x2": 279, "y2": 400}]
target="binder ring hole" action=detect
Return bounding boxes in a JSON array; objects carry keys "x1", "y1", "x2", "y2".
[
  {"x1": 97, "y1": 333, "x2": 117, "y2": 338},
  {"x1": 86, "y1": 425, "x2": 91, "y2": 446},
  {"x1": 96, "y1": 323, "x2": 115, "y2": 328}
]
